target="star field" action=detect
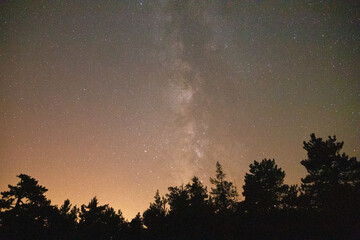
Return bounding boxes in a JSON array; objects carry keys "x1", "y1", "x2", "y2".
[{"x1": 0, "y1": 1, "x2": 359, "y2": 219}]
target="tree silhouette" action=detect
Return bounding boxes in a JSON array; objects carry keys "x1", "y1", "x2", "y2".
[
  {"x1": 166, "y1": 185, "x2": 189, "y2": 215},
  {"x1": 243, "y1": 159, "x2": 288, "y2": 212},
  {"x1": 165, "y1": 177, "x2": 211, "y2": 239},
  {"x1": 130, "y1": 212, "x2": 144, "y2": 238},
  {"x1": 48, "y1": 199, "x2": 79, "y2": 240},
  {"x1": 166, "y1": 176, "x2": 209, "y2": 215},
  {"x1": 186, "y1": 176, "x2": 212, "y2": 238},
  {"x1": 103, "y1": 206, "x2": 127, "y2": 239},
  {"x1": 0, "y1": 174, "x2": 50, "y2": 210},
  {"x1": 59, "y1": 199, "x2": 78, "y2": 222},
  {"x1": 298, "y1": 134, "x2": 360, "y2": 239},
  {"x1": 186, "y1": 177, "x2": 208, "y2": 210},
  {"x1": 301, "y1": 133, "x2": 360, "y2": 210},
  {"x1": 142, "y1": 190, "x2": 167, "y2": 234},
  {"x1": 210, "y1": 162, "x2": 238, "y2": 212},
  {"x1": 0, "y1": 174, "x2": 55, "y2": 240},
  {"x1": 79, "y1": 197, "x2": 126, "y2": 240},
  {"x1": 165, "y1": 184, "x2": 189, "y2": 237}
]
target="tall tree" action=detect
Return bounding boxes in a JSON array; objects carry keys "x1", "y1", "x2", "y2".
[
  {"x1": 0, "y1": 174, "x2": 54, "y2": 240},
  {"x1": 143, "y1": 190, "x2": 167, "y2": 232},
  {"x1": 242, "y1": 159, "x2": 288, "y2": 212},
  {"x1": 186, "y1": 176, "x2": 208, "y2": 210},
  {"x1": 210, "y1": 162, "x2": 238, "y2": 212},
  {"x1": 301, "y1": 133, "x2": 360, "y2": 210},
  {"x1": 186, "y1": 176, "x2": 212, "y2": 238}
]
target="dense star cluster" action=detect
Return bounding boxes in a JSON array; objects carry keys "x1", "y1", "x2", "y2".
[{"x1": 0, "y1": 1, "x2": 359, "y2": 219}]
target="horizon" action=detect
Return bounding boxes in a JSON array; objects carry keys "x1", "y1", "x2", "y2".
[{"x1": 3, "y1": 134, "x2": 356, "y2": 220}]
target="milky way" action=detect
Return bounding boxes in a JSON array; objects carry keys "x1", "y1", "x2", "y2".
[{"x1": 0, "y1": 1, "x2": 359, "y2": 219}]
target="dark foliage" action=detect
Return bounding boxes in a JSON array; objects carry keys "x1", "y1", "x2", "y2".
[
  {"x1": 299, "y1": 133, "x2": 360, "y2": 238},
  {"x1": 142, "y1": 190, "x2": 167, "y2": 238},
  {"x1": 0, "y1": 133, "x2": 359, "y2": 240},
  {"x1": 0, "y1": 174, "x2": 55, "y2": 240},
  {"x1": 210, "y1": 162, "x2": 238, "y2": 212},
  {"x1": 243, "y1": 159, "x2": 288, "y2": 213},
  {"x1": 301, "y1": 134, "x2": 360, "y2": 209},
  {"x1": 78, "y1": 197, "x2": 127, "y2": 240}
]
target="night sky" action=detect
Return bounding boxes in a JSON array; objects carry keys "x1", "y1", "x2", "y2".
[{"x1": 1, "y1": 1, "x2": 359, "y2": 219}]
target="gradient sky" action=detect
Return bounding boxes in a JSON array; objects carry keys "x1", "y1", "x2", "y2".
[{"x1": 1, "y1": 1, "x2": 359, "y2": 219}]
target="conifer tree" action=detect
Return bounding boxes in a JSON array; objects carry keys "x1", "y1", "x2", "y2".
[{"x1": 210, "y1": 162, "x2": 238, "y2": 212}]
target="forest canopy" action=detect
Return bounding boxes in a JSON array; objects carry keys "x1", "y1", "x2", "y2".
[{"x1": 1, "y1": 133, "x2": 359, "y2": 240}]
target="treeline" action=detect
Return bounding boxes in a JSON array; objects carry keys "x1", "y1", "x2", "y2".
[{"x1": 1, "y1": 133, "x2": 359, "y2": 240}]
